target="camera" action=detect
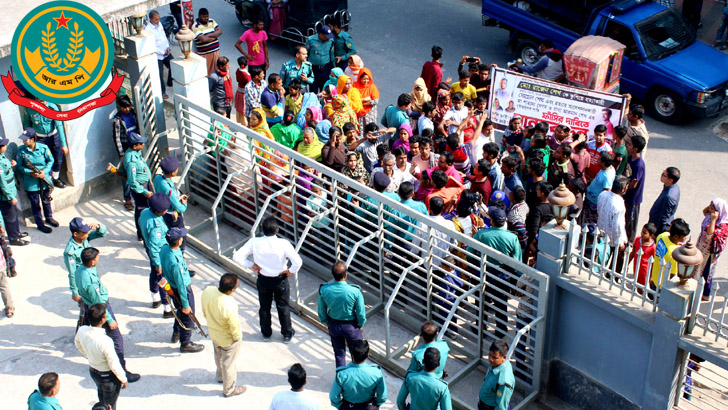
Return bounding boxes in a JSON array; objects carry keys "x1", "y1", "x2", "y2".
[{"x1": 466, "y1": 57, "x2": 477, "y2": 63}]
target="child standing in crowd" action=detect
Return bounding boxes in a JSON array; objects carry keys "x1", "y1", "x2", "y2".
[
  {"x1": 629, "y1": 222, "x2": 657, "y2": 293},
  {"x1": 235, "y1": 56, "x2": 250, "y2": 126}
]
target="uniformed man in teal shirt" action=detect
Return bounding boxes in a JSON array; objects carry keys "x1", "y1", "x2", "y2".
[
  {"x1": 22, "y1": 97, "x2": 68, "y2": 188},
  {"x1": 408, "y1": 321, "x2": 450, "y2": 379},
  {"x1": 64, "y1": 217, "x2": 107, "y2": 303},
  {"x1": 27, "y1": 372, "x2": 63, "y2": 410},
  {"x1": 75, "y1": 247, "x2": 140, "y2": 382},
  {"x1": 0, "y1": 136, "x2": 29, "y2": 247},
  {"x1": 467, "y1": 206, "x2": 521, "y2": 339},
  {"x1": 397, "y1": 347, "x2": 452, "y2": 410},
  {"x1": 139, "y1": 193, "x2": 171, "y2": 317},
  {"x1": 123, "y1": 132, "x2": 153, "y2": 241},
  {"x1": 16, "y1": 128, "x2": 58, "y2": 233},
  {"x1": 478, "y1": 341, "x2": 515, "y2": 410},
  {"x1": 305, "y1": 24, "x2": 335, "y2": 93},
  {"x1": 318, "y1": 262, "x2": 367, "y2": 368},
  {"x1": 154, "y1": 154, "x2": 190, "y2": 254},
  {"x1": 329, "y1": 22, "x2": 357, "y2": 70},
  {"x1": 160, "y1": 227, "x2": 204, "y2": 353},
  {"x1": 384, "y1": 181, "x2": 428, "y2": 246},
  {"x1": 330, "y1": 340, "x2": 387, "y2": 409}
]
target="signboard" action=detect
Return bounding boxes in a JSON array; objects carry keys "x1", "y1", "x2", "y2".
[{"x1": 488, "y1": 67, "x2": 627, "y2": 141}]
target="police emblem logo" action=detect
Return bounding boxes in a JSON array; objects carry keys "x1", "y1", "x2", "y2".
[{"x1": 3, "y1": 1, "x2": 123, "y2": 119}]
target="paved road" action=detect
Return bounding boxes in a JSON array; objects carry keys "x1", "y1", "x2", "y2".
[{"x1": 167, "y1": 0, "x2": 727, "y2": 266}]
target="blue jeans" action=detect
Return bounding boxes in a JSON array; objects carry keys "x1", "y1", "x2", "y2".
[{"x1": 716, "y1": 12, "x2": 728, "y2": 45}]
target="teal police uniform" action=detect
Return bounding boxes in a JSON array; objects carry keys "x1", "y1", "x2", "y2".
[
  {"x1": 160, "y1": 242, "x2": 195, "y2": 345},
  {"x1": 479, "y1": 361, "x2": 515, "y2": 410},
  {"x1": 124, "y1": 146, "x2": 153, "y2": 241},
  {"x1": 17, "y1": 141, "x2": 55, "y2": 230},
  {"x1": 75, "y1": 264, "x2": 128, "y2": 370},
  {"x1": 0, "y1": 151, "x2": 22, "y2": 242},
  {"x1": 408, "y1": 340, "x2": 450, "y2": 379},
  {"x1": 153, "y1": 173, "x2": 188, "y2": 252},
  {"x1": 22, "y1": 102, "x2": 67, "y2": 179},
  {"x1": 139, "y1": 203, "x2": 170, "y2": 307},
  {"x1": 396, "y1": 371, "x2": 452, "y2": 410},
  {"x1": 27, "y1": 390, "x2": 63, "y2": 410},
  {"x1": 305, "y1": 33, "x2": 335, "y2": 93},
  {"x1": 332, "y1": 30, "x2": 357, "y2": 69},
  {"x1": 63, "y1": 225, "x2": 107, "y2": 298},
  {"x1": 318, "y1": 280, "x2": 367, "y2": 368},
  {"x1": 330, "y1": 362, "x2": 387, "y2": 409}
]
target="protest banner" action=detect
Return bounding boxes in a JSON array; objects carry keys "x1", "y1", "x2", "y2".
[{"x1": 488, "y1": 67, "x2": 627, "y2": 143}]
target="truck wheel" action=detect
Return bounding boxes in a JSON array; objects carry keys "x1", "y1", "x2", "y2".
[
  {"x1": 516, "y1": 39, "x2": 540, "y2": 66},
  {"x1": 647, "y1": 89, "x2": 684, "y2": 123}
]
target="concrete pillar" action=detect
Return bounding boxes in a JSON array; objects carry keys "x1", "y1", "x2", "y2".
[{"x1": 123, "y1": 32, "x2": 167, "y2": 136}]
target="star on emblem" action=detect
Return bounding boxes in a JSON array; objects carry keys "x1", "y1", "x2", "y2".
[{"x1": 53, "y1": 11, "x2": 72, "y2": 30}]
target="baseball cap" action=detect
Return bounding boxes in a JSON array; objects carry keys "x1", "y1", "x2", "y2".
[
  {"x1": 166, "y1": 227, "x2": 188, "y2": 243},
  {"x1": 19, "y1": 127, "x2": 36, "y2": 141},
  {"x1": 128, "y1": 132, "x2": 147, "y2": 145},
  {"x1": 69, "y1": 217, "x2": 92, "y2": 233},
  {"x1": 149, "y1": 193, "x2": 171, "y2": 213},
  {"x1": 317, "y1": 24, "x2": 334, "y2": 39}
]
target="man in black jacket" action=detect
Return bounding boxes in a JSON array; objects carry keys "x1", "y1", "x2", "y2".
[{"x1": 208, "y1": 56, "x2": 232, "y2": 118}]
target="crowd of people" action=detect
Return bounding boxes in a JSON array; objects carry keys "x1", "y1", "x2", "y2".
[{"x1": 6, "y1": 4, "x2": 728, "y2": 410}]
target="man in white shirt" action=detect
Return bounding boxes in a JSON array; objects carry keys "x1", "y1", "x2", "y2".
[
  {"x1": 269, "y1": 363, "x2": 321, "y2": 410},
  {"x1": 442, "y1": 92, "x2": 469, "y2": 135},
  {"x1": 597, "y1": 176, "x2": 629, "y2": 271},
  {"x1": 233, "y1": 216, "x2": 302, "y2": 343},
  {"x1": 145, "y1": 11, "x2": 173, "y2": 98},
  {"x1": 75, "y1": 303, "x2": 129, "y2": 410}
]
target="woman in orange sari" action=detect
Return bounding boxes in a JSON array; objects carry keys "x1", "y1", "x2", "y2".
[
  {"x1": 336, "y1": 74, "x2": 363, "y2": 118},
  {"x1": 353, "y1": 68, "x2": 379, "y2": 135},
  {"x1": 331, "y1": 94, "x2": 358, "y2": 130}
]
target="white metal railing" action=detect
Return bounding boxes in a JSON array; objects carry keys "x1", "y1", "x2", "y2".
[
  {"x1": 675, "y1": 354, "x2": 728, "y2": 410},
  {"x1": 565, "y1": 222, "x2": 674, "y2": 312},
  {"x1": 687, "y1": 277, "x2": 728, "y2": 345},
  {"x1": 174, "y1": 95, "x2": 550, "y2": 408}
]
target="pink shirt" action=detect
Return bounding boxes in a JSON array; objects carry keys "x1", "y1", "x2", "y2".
[{"x1": 239, "y1": 29, "x2": 268, "y2": 66}]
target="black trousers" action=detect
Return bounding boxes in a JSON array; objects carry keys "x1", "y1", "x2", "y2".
[
  {"x1": 131, "y1": 182, "x2": 152, "y2": 240},
  {"x1": 90, "y1": 367, "x2": 122, "y2": 410},
  {"x1": 158, "y1": 54, "x2": 173, "y2": 94},
  {"x1": 256, "y1": 275, "x2": 293, "y2": 337},
  {"x1": 341, "y1": 401, "x2": 379, "y2": 410},
  {"x1": 311, "y1": 63, "x2": 333, "y2": 94},
  {"x1": 83, "y1": 302, "x2": 126, "y2": 369},
  {"x1": 213, "y1": 104, "x2": 232, "y2": 119},
  {"x1": 26, "y1": 190, "x2": 52, "y2": 229},
  {"x1": 163, "y1": 212, "x2": 186, "y2": 252},
  {"x1": 38, "y1": 133, "x2": 63, "y2": 174},
  {"x1": 171, "y1": 285, "x2": 195, "y2": 345},
  {"x1": 0, "y1": 199, "x2": 20, "y2": 241}
]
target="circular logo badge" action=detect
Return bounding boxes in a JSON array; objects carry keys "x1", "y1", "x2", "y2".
[{"x1": 11, "y1": 1, "x2": 114, "y2": 105}]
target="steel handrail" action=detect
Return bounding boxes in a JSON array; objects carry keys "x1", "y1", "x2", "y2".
[
  {"x1": 506, "y1": 315, "x2": 544, "y2": 361},
  {"x1": 436, "y1": 286, "x2": 479, "y2": 340},
  {"x1": 175, "y1": 146, "x2": 214, "y2": 191},
  {"x1": 344, "y1": 232, "x2": 378, "y2": 268},
  {"x1": 142, "y1": 128, "x2": 174, "y2": 163},
  {"x1": 384, "y1": 260, "x2": 424, "y2": 360},
  {"x1": 210, "y1": 167, "x2": 250, "y2": 255},
  {"x1": 250, "y1": 189, "x2": 289, "y2": 238},
  {"x1": 292, "y1": 208, "x2": 335, "y2": 305}
]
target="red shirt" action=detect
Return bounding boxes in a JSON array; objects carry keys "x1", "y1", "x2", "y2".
[
  {"x1": 586, "y1": 140, "x2": 612, "y2": 181},
  {"x1": 633, "y1": 237, "x2": 656, "y2": 286},
  {"x1": 421, "y1": 60, "x2": 443, "y2": 101},
  {"x1": 236, "y1": 68, "x2": 251, "y2": 89}
]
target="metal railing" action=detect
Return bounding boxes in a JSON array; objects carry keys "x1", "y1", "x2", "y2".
[
  {"x1": 687, "y1": 277, "x2": 728, "y2": 345},
  {"x1": 564, "y1": 223, "x2": 675, "y2": 312},
  {"x1": 675, "y1": 353, "x2": 728, "y2": 409},
  {"x1": 173, "y1": 95, "x2": 550, "y2": 408}
]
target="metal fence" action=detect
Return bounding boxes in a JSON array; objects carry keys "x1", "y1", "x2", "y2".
[
  {"x1": 564, "y1": 223, "x2": 678, "y2": 312},
  {"x1": 173, "y1": 95, "x2": 550, "y2": 409},
  {"x1": 687, "y1": 278, "x2": 728, "y2": 345},
  {"x1": 675, "y1": 353, "x2": 728, "y2": 410}
]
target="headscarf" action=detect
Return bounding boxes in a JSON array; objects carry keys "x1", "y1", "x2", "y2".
[
  {"x1": 392, "y1": 124, "x2": 412, "y2": 153},
  {"x1": 271, "y1": 111, "x2": 303, "y2": 149},
  {"x1": 250, "y1": 108, "x2": 274, "y2": 140},
  {"x1": 296, "y1": 130, "x2": 324, "y2": 161},
  {"x1": 433, "y1": 89, "x2": 452, "y2": 127},
  {"x1": 297, "y1": 92, "x2": 321, "y2": 129},
  {"x1": 342, "y1": 152, "x2": 371, "y2": 185},
  {"x1": 331, "y1": 94, "x2": 358, "y2": 130},
  {"x1": 703, "y1": 198, "x2": 728, "y2": 228},
  {"x1": 411, "y1": 77, "x2": 431, "y2": 112},
  {"x1": 315, "y1": 119, "x2": 332, "y2": 143},
  {"x1": 307, "y1": 106, "x2": 323, "y2": 124},
  {"x1": 337, "y1": 74, "x2": 363, "y2": 116},
  {"x1": 353, "y1": 68, "x2": 379, "y2": 116},
  {"x1": 344, "y1": 55, "x2": 364, "y2": 80},
  {"x1": 323, "y1": 67, "x2": 344, "y2": 91},
  {"x1": 322, "y1": 84, "x2": 338, "y2": 120}
]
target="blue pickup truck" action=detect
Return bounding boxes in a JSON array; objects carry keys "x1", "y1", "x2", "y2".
[{"x1": 482, "y1": 0, "x2": 728, "y2": 123}]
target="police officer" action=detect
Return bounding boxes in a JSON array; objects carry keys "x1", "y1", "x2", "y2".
[
  {"x1": 305, "y1": 24, "x2": 335, "y2": 94},
  {"x1": 153, "y1": 154, "x2": 188, "y2": 253},
  {"x1": 0, "y1": 136, "x2": 28, "y2": 247},
  {"x1": 408, "y1": 321, "x2": 450, "y2": 379},
  {"x1": 139, "y1": 193, "x2": 171, "y2": 317},
  {"x1": 330, "y1": 340, "x2": 387, "y2": 410},
  {"x1": 478, "y1": 341, "x2": 515, "y2": 410},
  {"x1": 329, "y1": 22, "x2": 357, "y2": 71},
  {"x1": 160, "y1": 227, "x2": 204, "y2": 353},
  {"x1": 22, "y1": 97, "x2": 68, "y2": 188},
  {"x1": 396, "y1": 347, "x2": 452, "y2": 410},
  {"x1": 124, "y1": 132, "x2": 153, "y2": 241},
  {"x1": 64, "y1": 217, "x2": 107, "y2": 328},
  {"x1": 318, "y1": 262, "x2": 366, "y2": 368},
  {"x1": 16, "y1": 128, "x2": 58, "y2": 233},
  {"x1": 75, "y1": 247, "x2": 141, "y2": 383}
]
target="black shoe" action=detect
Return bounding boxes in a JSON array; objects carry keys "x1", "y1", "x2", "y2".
[
  {"x1": 53, "y1": 178, "x2": 66, "y2": 188},
  {"x1": 180, "y1": 342, "x2": 205, "y2": 353},
  {"x1": 9, "y1": 267, "x2": 17, "y2": 277},
  {"x1": 38, "y1": 226, "x2": 52, "y2": 234},
  {"x1": 9, "y1": 239, "x2": 29, "y2": 246},
  {"x1": 45, "y1": 218, "x2": 60, "y2": 227},
  {"x1": 171, "y1": 330, "x2": 180, "y2": 344},
  {"x1": 152, "y1": 301, "x2": 162, "y2": 309},
  {"x1": 163, "y1": 310, "x2": 175, "y2": 319},
  {"x1": 19, "y1": 232, "x2": 28, "y2": 238},
  {"x1": 189, "y1": 270, "x2": 196, "y2": 278},
  {"x1": 283, "y1": 330, "x2": 295, "y2": 344},
  {"x1": 126, "y1": 372, "x2": 141, "y2": 383}
]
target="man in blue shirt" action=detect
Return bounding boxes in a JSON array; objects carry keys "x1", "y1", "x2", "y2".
[
  {"x1": 27, "y1": 372, "x2": 63, "y2": 410},
  {"x1": 260, "y1": 73, "x2": 285, "y2": 125},
  {"x1": 479, "y1": 340, "x2": 515, "y2": 410},
  {"x1": 330, "y1": 340, "x2": 387, "y2": 409},
  {"x1": 153, "y1": 154, "x2": 190, "y2": 255},
  {"x1": 648, "y1": 166, "x2": 681, "y2": 234},
  {"x1": 329, "y1": 22, "x2": 357, "y2": 70},
  {"x1": 623, "y1": 134, "x2": 646, "y2": 242},
  {"x1": 305, "y1": 25, "x2": 335, "y2": 93},
  {"x1": 381, "y1": 94, "x2": 412, "y2": 132},
  {"x1": 408, "y1": 321, "x2": 450, "y2": 379}
]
